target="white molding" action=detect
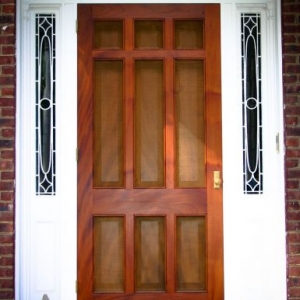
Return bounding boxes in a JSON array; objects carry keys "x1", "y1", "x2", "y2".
[
  {"x1": 16, "y1": 3, "x2": 32, "y2": 299},
  {"x1": 222, "y1": 3, "x2": 286, "y2": 299}
]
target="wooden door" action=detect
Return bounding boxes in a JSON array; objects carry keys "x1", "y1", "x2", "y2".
[{"x1": 77, "y1": 4, "x2": 223, "y2": 300}]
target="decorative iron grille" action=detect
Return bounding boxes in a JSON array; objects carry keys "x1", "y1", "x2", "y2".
[
  {"x1": 241, "y1": 13, "x2": 263, "y2": 194},
  {"x1": 35, "y1": 14, "x2": 56, "y2": 195}
]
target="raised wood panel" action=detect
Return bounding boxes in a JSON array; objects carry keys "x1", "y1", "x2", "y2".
[{"x1": 135, "y1": 217, "x2": 166, "y2": 291}]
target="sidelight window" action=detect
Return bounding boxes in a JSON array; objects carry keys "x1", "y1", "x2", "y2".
[
  {"x1": 35, "y1": 14, "x2": 56, "y2": 195},
  {"x1": 241, "y1": 13, "x2": 262, "y2": 194}
]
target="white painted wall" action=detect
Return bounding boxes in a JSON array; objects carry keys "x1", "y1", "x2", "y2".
[{"x1": 16, "y1": 0, "x2": 286, "y2": 299}]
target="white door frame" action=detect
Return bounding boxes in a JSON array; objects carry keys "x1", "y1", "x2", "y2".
[{"x1": 16, "y1": 1, "x2": 286, "y2": 299}]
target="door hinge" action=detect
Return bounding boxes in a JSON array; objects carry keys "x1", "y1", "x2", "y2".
[
  {"x1": 276, "y1": 132, "x2": 280, "y2": 153},
  {"x1": 76, "y1": 19, "x2": 78, "y2": 33},
  {"x1": 76, "y1": 280, "x2": 78, "y2": 293},
  {"x1": 76, "y1": 147, "x2": 79, "y2": 162}
]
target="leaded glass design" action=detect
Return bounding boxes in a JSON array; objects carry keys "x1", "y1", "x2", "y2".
[
  {"x1": 241, "y1": 13, "x2": 262, "y2": 194},
  {"x1": 35, "y1": 14, "x2": 56, "y2": 195}
]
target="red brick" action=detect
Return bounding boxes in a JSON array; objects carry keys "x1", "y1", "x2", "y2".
[
  {"x1": 0, "y1": 223, "x2": 13, "y2": 233},
  {"x1": 287, "y1": 150, "x2": 300, "y2": 159},
  {"x1": 284, "y1": 64, "x2": 300, "y2": 74},
  {"x1": 0, "y1": 256, "x2": 14, "y2": 267},
  {"x1": 285, "y1": 85, "x2": 300, "y2": 94},
  {"x1": 289, "y1": 287, "x2": 300, "y2": 297},
  {"x1": 0, "y1": 192, "x2": 14, "y2": 202},
  {"x1": 286, "y1": 137, "x2": 300, "y2": 147},
  {"x1": 288, "y1": 255, "x2": 300, "y2": 265},
  {"x1": 0, "y1": 181, "x2": 14, "y2": 191},
  {"x1": 289, "y1": 265, "x2": 300, "y2": 277},
  {"x1": 283, "y1": 15, "x2": 297, "y2": 23},
  {"x1": 0, "y1": 161, "x2": 13, "y2": 171},
  {"x1": 284, "y1": 74, "x2": 299, "y2": 84},
  {"x1": 0, "y1": 245, "x2": 13, "y2": 255},
  {"x1": 0, "y1": 291, "x2": 14, "y2": 299},
  {"x1": 0, "y1": 56, "x2": 14, "y2": 65},
  {"x1": 0, "y1": 98, "x2": 14, "y2": 107},
  {"x1": 2, "y1": 66, "x2": 14, "y2": 76},
  {"x1": 0, "y1": 151, "x2": 14, "y2": 159},
  {"x1": 0, "y1": 266, "x2": 13, "y2": 277},
  {"x1": 287, "y1": 170, "x2": 300, "y2": 179},
  {"x1": 286, "y1": 159, "x2": 299, "y2": 168},
  {"x1": 0, "y1": 36, "x2": 14, "y2": 45},
  {"x1": 287, "y1": 201, "x2": 300, "y2": 211},
  {"x1": 2, "y1": 4, "x2": 15, "y2": 14},
  {"x1": 287, "y1": 221, "x2": 300, "y2": 231},
  {"x1": 283, "y1": 4, "x2": 300, "y2": 13},
  {"x1": 1, "y1": 88, "x2": 14, "y2": 97},
  {"x1": 0, "y1": 278, "x2": 13, "y2": 289},
  {"x1": 284, "y1": 54, "x2": 297, "y2": 64},
  {"x1": 0, "y1": 235, "x2": 13, "y2": 244},
  {"x1": 287, "y1": 211, "x2": 300, "y2": 221},
  {"x1": 0, "y1": 211, "x2": 13, "y2": 222},
  {"x1": 285, "y1": 95, "x2": 300, "y2": 105},
  {"x1": 285, "y1": 107, "x2": 300, "y2": 115},
  {"x1": 0, "y1": 172, "x2": 14, "y2": 180},
  {"x1": 0, "y1": 119, "x2": 15, "y2": 128},
  {"x1": 287, "y1": 191, "x2": 300, "y2": 200},
  {"x1": 1, "y1": 129, "x2": 14, "y2": 138},
  {"x1": 288, "y1": 243, "x2": 300, "y2": 255},
  {"x1": 0, "y1": 0, "x2": 15, "y2": 5},
  {"x1": 0, "y1": 76, "x2": 14, "y2": 85},
  {"x1": 1, "y1": 108, "x2": 15, "y2": 117}
]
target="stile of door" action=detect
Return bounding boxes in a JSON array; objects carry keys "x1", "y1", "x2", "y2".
[{"x1": 77, "y1": 4, "x2": 223, "y2": 300}]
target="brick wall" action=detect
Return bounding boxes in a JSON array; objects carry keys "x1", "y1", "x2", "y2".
[
  {"x1": 283, "y1": 0, "x2": 300, "y2": 298},
  {"x1": 0, "y1": 1, "x2": 15, "y2": 300}
]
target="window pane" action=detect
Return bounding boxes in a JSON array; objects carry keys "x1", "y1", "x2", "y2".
[
  {"x1": 36, "y1": 14, "x2": 56, "y2": 195},
  {"x1": 241, "y1": 13, "x2": 263, "y2": 194}
]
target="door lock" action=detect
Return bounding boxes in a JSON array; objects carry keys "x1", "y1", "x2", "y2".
[{"x1": 213, "y1": 171, "x2": 222, "y2": 189}]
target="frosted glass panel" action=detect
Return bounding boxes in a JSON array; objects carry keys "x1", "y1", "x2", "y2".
[
  {"x1": 93, "y1": 61, "x2": 124, "y2": 187},
  {"x1": 176, "y1": 216, "x2": 206, "y2": 291},
  {"x1": 94, "y1": 216, "x2": 125, "y2": 292},
  {"x1": 135, "y1": 217, "x2": 165, "y2": 291},
  {"x1": 175, "y1": 60, "x2": 205, "y2": 187},
  {"x1": 134, "y1": 60, "x2": 164, "y2": 187}
]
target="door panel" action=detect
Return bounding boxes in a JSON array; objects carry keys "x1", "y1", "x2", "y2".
[
  {"x1": 135, "y1": 216, "x2": 166, "y2": 292},
  {"x1": 175, "y1": 59, "x2": 205, "y2": 187},
  {"x1": 93, "y1": 216, "x2": 125, "y2": 292},
  {"x1": 78, "y1": 4, "x2": 223, "y2": 300},
  {"x1": 176, "y1": 216, "x2": 206, "y2": 291},
  {"x1": 135, "y1": 60, "x2": 164, "y2": 187},
  {"x1": 93, "y1": 60, "x2": 124, "y2": 187}
]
